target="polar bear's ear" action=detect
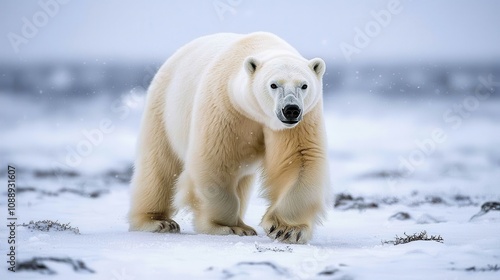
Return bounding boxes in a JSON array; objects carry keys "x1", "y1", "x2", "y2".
[
  {"x1": 244, "y1": 57, "x2": 260, "y2": 75},
  {"x1": 309, "y1": 58, "x2": 326, "y2": 77}
]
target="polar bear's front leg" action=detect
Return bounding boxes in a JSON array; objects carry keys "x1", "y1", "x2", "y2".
[
  {"x1": 260, "y1": 110, "x2": 329, "y2": 244},
  {"x1": 260, "y1": 165, "x2": 327, "y2": 244},
  {"x1": 260, "y1": 185, "x2": 324, "y2": 244}
]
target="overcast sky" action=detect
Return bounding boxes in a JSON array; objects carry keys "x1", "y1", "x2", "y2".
[{"x1": 1, "y1": 0, "x2": 500, "y2": 64}]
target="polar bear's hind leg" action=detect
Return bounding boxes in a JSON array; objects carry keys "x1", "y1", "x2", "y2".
[{"x1": 128, "y1": 78, "x2": 183, "y2": 233}]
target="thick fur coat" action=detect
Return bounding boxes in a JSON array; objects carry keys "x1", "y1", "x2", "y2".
[{"x1": 129, "y1": 32, "x2": 329, "y2": 244}]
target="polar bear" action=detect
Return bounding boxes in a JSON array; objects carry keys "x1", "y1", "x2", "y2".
[{"x1": 128, "y1": 32, "x2": 329, "y2": 244}]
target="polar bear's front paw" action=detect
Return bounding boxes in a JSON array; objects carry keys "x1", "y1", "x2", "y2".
[
  {"x1": 195, "y1": 220, "x2": 257, "y2": 236},
  {"x1": 264, "y1": 222, "x2": 311, "y2": 244},
  {"x1": 227, "y1": 225, "x2": 257, "y2": 236},
  {"x1": 211, "y1": 224, "x2": 257, "y2": 236},
  {"x1": 152, "y1": 219, "x2": 180, "y2": 233},
  {"x1": 146, "y1": 212, "x2": 181, "y2": 233},
  {"x1": 129, "y1": 213, "x2": 180, "y2": 233}
]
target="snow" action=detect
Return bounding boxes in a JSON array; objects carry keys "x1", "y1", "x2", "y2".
[{"x1": 1, "y1": 77, "x2": 500, "y2": 279}]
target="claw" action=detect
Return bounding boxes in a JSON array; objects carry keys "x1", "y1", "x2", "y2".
[
  {"x1": 269, "y1": 225, "x2": 276, "y2": 234},
  {"x1": 275, "y1": 230, "x2": 284, "y2": 239},
  {"x1": 284, "y1": 231, "x2": 292, "y2": 240},
  {"x1": 296, "y1": 231, "x2": 302, "y2": 242}
]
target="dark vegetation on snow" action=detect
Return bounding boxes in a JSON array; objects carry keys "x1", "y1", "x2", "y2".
[
  {"x1": 382, "y1": 230, "x2": 444, "y2": 245},
  {"x1": 450, "y1": 264, "x2": 500, "y2": 272},
  {"x1": 334, "y1": 192, "x2": 486, "y2": 212},
  {"x1": 10, "y1": 167, "x2": 134, "y2": 199},
  {"x1": 19, "y1": 220, "x2": 80, "y2": 234},
  {"x1": 334, "y1": 193, "x2": 379, "y2": 210},
  {"x1": 254, "y1": 243, "x2": 293, "y2": 253},
  {"x1": 17, "y1": 186, "x2": 108, "y2": 199},
  {"x1": 389, "y1": 212, "x2": 411, "y2": 221},
  {"x1": 463, "y1": 264, "x2": 500, "y2": 272},
  {"x1": 470, "y1": 201, "x2": 500, "y2": 221},
  {"x1": 17, "y1": 257, "x2": 94, "y2": 275}
]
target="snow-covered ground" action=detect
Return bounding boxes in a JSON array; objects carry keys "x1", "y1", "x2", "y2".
[{"x1": 1, "y1": 73, "x2": 500, "y2": 279}]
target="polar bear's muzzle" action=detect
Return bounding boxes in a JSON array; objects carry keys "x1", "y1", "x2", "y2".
[
  {"x1": 276, "y1": 98, "x2": 303, "y2": 127},
  {"x1": 275, "y1": 90, "x2": 303, "y2": 127}
]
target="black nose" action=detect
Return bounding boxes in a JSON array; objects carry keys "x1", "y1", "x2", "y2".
[{"x1": 282, "y1": 105, "x2": 301, "y2": 121}]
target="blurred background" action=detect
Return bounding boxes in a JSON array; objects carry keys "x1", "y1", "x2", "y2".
[{"x1": 1, "y1": 0, "x2": 499, "y2": 197}]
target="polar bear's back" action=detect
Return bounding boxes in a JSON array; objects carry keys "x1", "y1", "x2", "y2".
[
  {"x1": 159, "y1": 33, "x2": 242, "y2": 159},
  {"x1": 157, "y1": 32, "x2": 299, "y2": 160}
]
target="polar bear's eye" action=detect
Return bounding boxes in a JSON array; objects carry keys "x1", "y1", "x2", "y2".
[
  {"x1": 270, "y1": 83, "x2": 278, "y2": 89},
  {"x1": 301, "y1": 84, "x2": 308, "y2": 90}
]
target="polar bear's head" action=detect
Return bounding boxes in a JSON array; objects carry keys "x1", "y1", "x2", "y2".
[{"x1": 240, "y1": 55, "x2": 325, "y2": 130}]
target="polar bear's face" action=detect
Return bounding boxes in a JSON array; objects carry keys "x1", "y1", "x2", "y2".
[{"x1": 244, "y1": 56, "x2": 325, "y2": 130}]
